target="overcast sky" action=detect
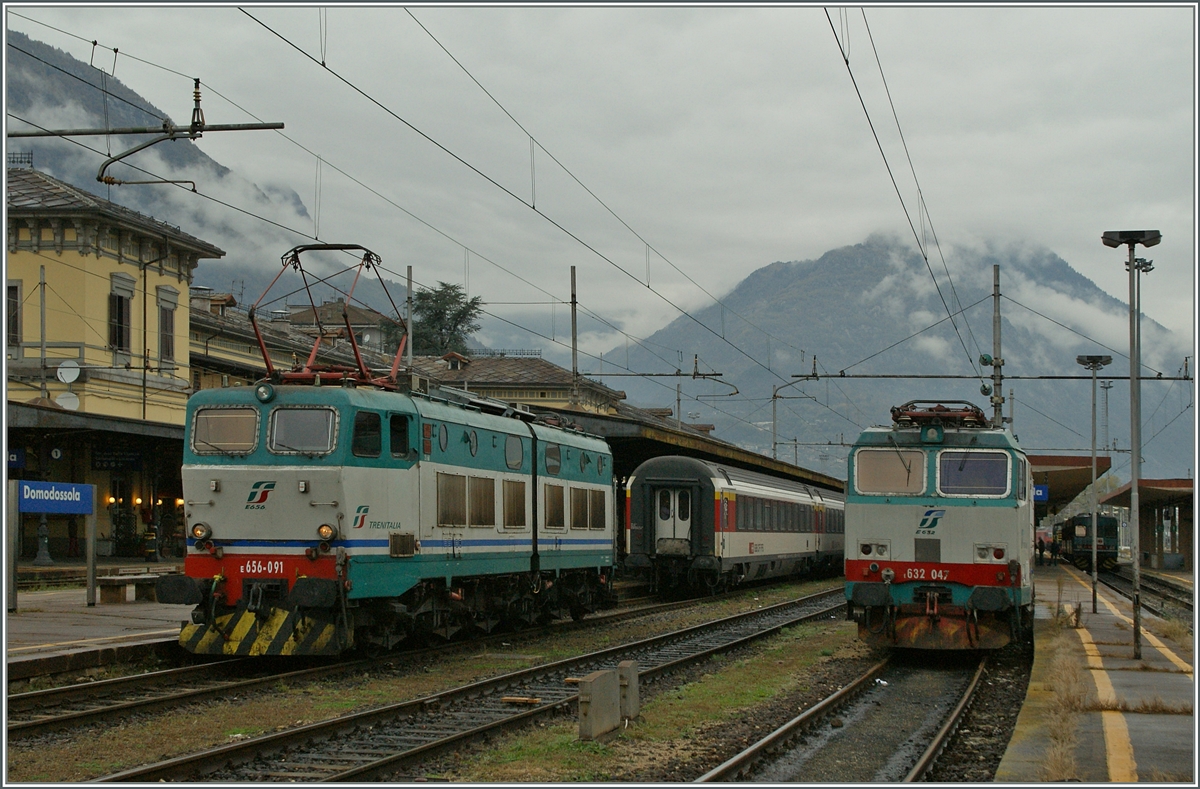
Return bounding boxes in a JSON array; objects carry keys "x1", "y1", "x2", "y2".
[{"x1": 6, "y1": 4, "x2": 1196, "y2": 368}]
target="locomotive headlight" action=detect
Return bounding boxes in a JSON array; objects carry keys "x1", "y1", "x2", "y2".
[
  {"x1": 860, "y1": 543, "x2": 873, "y2": 556},
  {"x1": 255, "y1": 382, "x2": 275, "y2": 403},
  {"x1": 976, "y1": 546, "x2": 989, "y2": 560},
  {"x1": 317, "y1": 523, "x2": 338, "y2": 541},
  {"x1": 993, "y1": 547, "x2": 1006, "y2": 560},
  {"x1": 191, "y1": 523, "x2": 212, "y2": 541},
  {"x1": 876, "y1": 544, "x2": 888, "y2": 557}
]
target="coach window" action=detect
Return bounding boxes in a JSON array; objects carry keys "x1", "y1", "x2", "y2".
[
  {"x1": 854, "y1": 448, "x2": 926, "y2": 495},
  {"x1": 352, "y1": 411, "x2": 382, "y2": 457},
  {"x1": 658, "y1": 490, "x2": 672, "y2": 520},
  {"x1": 505, "y1": 435, "x2": 523, "y2": 470},
  {"x1": 390, "y1": 415, "x2": 410, "y2": 457},
  {"x1": 270, "y1": 407, "x2": 336, "y2": 455},
  {"x1": 938, "y1": 450, "x2": 1010, "y2": 497},
  {"x1": 545, "y1": 443, "x2": 561, "y2": 475},
  {"x1": 677, "y1": 490, "x2": 690, "y2": 522},
  {"x1": 193, "y1": 407, "x2": 259, "y2": 454},
  {"x1": 503, "y1": 480, "x2": 527, "y2": 529},
  {"x1": 545, "y1": 484, "x2": 565, "y2": 530}
]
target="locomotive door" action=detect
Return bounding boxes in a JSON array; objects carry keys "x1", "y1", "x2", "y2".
[{"x1": 655, "y1": 487, "x2": 692, "y2": 556}]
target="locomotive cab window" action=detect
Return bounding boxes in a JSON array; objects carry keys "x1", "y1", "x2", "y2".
[
  {"x1": 390, "y1": 415, "x2": 410, "y2": 457},
  {"x1": 193, "y1": 407, "x2": 259, "y2": 454},
  {"x1": 269, "y1": 407, "x2": 336, "y2": 455},
  {"x1": 938, "y1": 450, "x2": 1010, "y2": 496},
  {"x1": 505, "y1": 435, "x2": 523, "y2": 470},
  {"x1": 854, "y1": 447, "x2": 926, "y2": 494},
  {"x1": 545, "y1": 443, "x2": 561, "y2": 475},
  {"x1": 352, "y1": 411, "x2": 381, "y2": 457}
]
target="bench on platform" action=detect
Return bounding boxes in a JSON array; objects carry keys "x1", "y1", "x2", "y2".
[{"x1": 96, "y1": 568, "x2": 181, "y2": 603}]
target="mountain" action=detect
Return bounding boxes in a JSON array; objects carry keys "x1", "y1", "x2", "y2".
[
  {"x1": 5, "y1": 30, "x2": 405, "y2": 314},
  {"x1": 604, "y1": 236, "x2": 1193, "y2": 483}
]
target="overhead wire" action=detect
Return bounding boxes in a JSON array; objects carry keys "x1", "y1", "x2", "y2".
[
  {"x1": 239, "y1": 8, "x2": 819, "y2": 398},
  {"x1": 823, "y1": 8, "x2": 982, "y2": 382},
  {"x1": 859, "y1": 10, "x2": 983, "y2": 361},
  {"x1": 6, "y1": 42, "x2": 167, "y2": 124},
  {"x1": 14, "y1": 12, "x2": 857, "y2": 439},
  {"x1": 404, "y1": 7, "x2": 812, "y2": 362}
]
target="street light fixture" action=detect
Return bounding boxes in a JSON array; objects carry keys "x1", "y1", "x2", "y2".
[
  {"x1": 1101, "y1": 229, "x2": 1160, "y2": 660},
  {"x1": 1076, "y1": 354, "x2": 1111, "y2": 615}
]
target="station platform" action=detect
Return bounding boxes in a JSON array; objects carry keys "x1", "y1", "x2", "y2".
[
  {"x1": 5, "y1": 558, "x2": 191, "y2": 682},
  {"x1": 996, "y1": 562, "x2": 1195, "y2": 782}
]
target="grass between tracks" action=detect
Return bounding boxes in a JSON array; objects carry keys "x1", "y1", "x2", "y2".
[
  {"x1": 5, "y1": 580, "x2": 841, "y2": 782},
  {"x1": 430, "y1": 619, "x2": 860, "y2": 782}
]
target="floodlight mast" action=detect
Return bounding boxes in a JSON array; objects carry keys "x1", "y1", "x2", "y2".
[{"x1": 1101, "y1": 229, "x2": 1160, "y2": 661}]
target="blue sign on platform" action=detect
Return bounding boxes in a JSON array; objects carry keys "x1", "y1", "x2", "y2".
[
  {"x1": 7, "y1": 448, "x2": 25, "y2": 469},
  {"x1": 1033, "y1": 484, "x2": 1049, "y2": 503},
  {"x1": 18, "y1": 481, "x2": 94, "y2": 515}
]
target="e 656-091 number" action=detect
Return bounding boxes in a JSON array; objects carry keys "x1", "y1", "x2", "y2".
[{"x1": 239, "y1": 559, "x2": 285, "y2": 575}]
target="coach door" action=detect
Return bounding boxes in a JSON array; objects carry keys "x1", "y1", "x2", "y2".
[{"x1": 655, "y1": 487, "x2": 692, "y2": 556}]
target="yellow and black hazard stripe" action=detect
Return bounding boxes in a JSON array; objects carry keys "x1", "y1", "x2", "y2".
[{"x1": 180, "y1": 605, "x2": 347, "y2": 656}]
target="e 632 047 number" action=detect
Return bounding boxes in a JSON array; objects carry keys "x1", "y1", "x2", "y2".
[{"x1": 903, "y1": 567, "x2": 949, "y2": 581}]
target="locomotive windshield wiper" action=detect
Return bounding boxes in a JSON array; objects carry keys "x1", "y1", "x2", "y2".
[
  {"x1": 958, "y1": 436, "x2": 978, "y2": 472},
  {"x1": 887, "y1": 434, "x2": 912, "y2": 486},
  {"x1": 271, "y1": 439, "x2": 320, "y2": 458},
  {"x1": 193, "y1": 437, "x2": 246, "y2": 457}
]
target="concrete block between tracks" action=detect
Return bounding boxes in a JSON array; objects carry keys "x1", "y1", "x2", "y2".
[
  {"x1": 619, "y1": 660, "x2": 640, "y2": 720},
  {"x1": 578, "y1": 669, "x2": 620, "y2": 741}
]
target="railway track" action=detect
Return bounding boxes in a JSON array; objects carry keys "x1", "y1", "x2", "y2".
[
  {"x1": 696, "y1": 652, "x2": 987, "y2": 782},
  {"x1": 8, "y1": 582, "x2": 836, "y2": 742},
  {"x1": 1098, "y1": 567, "x2": 1193, "y2": 625},
  {"x1": 94, "y1": 589, "x2": 844, "y2": 781}
]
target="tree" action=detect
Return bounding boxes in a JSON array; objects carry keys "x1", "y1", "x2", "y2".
[{"x1": 411, "y1": 282, "x2": 483, "y2": 355}]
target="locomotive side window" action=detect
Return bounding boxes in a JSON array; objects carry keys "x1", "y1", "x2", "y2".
[
  {"x1": 589, "y1": 489, "x2": 606, "y2": 530},
  {"x1": 437, "y1": 473, "x2": 467, "y2": 526},
  {"x1": 193, "y1": 407, "x2": 258, "y2": 454},
  {"x1": 1017, "y1": 457, "x2": 1028, "y2": 501},
  {"x1": 505, "y1": 435, "x2": 523, "y2": 470},
  {"x1": 390, "y1": 415, "x2": 409, "y2": 457},
  {"x1": 352, "y1": 411, "x2": 381, "y2": 457},
  {"x1": 545, "y1": 443, "x2": 561, "y2": 475},
  {"x1": 503, "y1": 480, "x2": 527, "y2": 528},
  {"x1": 545, "y1": 484, "x2": 565, "y2": 530},
  {"x1": 854, "y1": 448, "x2": 926, "y2": 494},
  {"x1": 270, "y1": 407, "x2": 336, "y2": 454},
  {"x1": 938, "y1": 450, "x2": 1010, "y2": 496},
  {"x1": 468, "y1": 476, "x2": 496, "y2": 527},
  {"x1": 572, "y1": 487, "x2": 590, "y2": 530}
]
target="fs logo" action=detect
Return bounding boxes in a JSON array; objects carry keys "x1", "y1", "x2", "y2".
[
  {"x1": 245, "y1": 481, "x2": 276, "y2": 509},
  {"x1": 917, "y1": 509, "x2": 946, "y2": 534},
  {"x1": 352, "y1": 505, "x2": 369, "y2": 529}
]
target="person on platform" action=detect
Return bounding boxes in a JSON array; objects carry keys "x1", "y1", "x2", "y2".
[
  {"x1": 1050, "y1": 538, "x2": 1060, "y2": 566},
  {"x1": 1036, "y1": 537, "x2": 1044, "y2": 566}
]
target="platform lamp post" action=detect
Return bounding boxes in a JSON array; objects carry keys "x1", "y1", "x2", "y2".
[
  {"x1": 1101, "y1": 229, "x2": 1160, "y2": 660},
  {"x1": 1077, "y1": 354, "x2": 1111, "y2": 615}
]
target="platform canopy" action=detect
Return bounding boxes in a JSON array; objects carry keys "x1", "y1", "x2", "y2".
[
  {"x1": 1028, "y1": 454, "x2": 1113, "y2": 515},
  {"x1": 1101, "y1": 478, "x2": 1193, "y2": 509}
]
